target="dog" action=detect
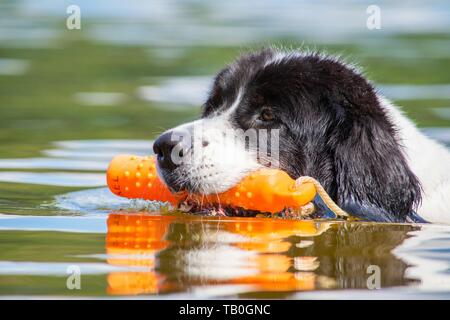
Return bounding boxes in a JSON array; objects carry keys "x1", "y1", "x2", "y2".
[{"x1": 153, "y1": 48, "x2": 450, "y2": 223}]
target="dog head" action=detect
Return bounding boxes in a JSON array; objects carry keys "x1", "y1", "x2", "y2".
[{"x1": 153, "y1": 48, "x2": 422, "y2": 222}]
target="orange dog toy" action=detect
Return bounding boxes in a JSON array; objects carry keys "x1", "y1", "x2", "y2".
[{"x1": 107, "y1": 154, "x2": 317, "y2": 213}]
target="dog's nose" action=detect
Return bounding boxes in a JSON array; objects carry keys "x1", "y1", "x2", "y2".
[{"x1": 153, "y1": 131, "x2": 181, "y2": 170}]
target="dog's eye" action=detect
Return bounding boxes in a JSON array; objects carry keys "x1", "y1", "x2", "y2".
[{"x1": 259, "y1": 108, "x2": 275, "y2": 122}]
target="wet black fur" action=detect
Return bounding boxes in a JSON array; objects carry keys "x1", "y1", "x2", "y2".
[{"x1": 202, "y1": 48, "x2": 423, "y2": 222}]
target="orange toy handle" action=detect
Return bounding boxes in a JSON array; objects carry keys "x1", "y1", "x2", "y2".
[
  {"x1": 106, "y1": 154, "x2": 179, "y2": 205},
  {"x1": 194, "y1": 168, "x2": 316, "y2": 212},
  {"x1": 106, "y1": 154, "x2": 316, "y2": 213}
]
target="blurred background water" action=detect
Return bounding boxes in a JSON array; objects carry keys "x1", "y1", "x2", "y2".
[{"x1": 0, "y1": 0, "x2": 449, "y2": 298}]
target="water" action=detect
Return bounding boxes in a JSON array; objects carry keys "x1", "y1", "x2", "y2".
[
  {"x1": 0, "y1": 1, "x2": 450, "y2": 298},
  {"x1": 1, "y1": 209, "x2": 450, "y2": 298},
  {"x1": 0, "y1": 212, "x2": 444, "y2": 298}
]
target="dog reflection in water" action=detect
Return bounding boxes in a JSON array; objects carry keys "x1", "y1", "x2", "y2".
[{"x1": 105, "y1": 213, "x2": 334, "y2": 296}]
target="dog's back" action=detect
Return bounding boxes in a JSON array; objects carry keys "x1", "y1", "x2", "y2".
[{"x1": 381, "y1": 97, "x2": 450, "y2": 223}]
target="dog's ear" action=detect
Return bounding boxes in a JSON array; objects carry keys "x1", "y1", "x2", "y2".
[{"x1": 330, "y1": 95, "x2": 422, "y2": 222}]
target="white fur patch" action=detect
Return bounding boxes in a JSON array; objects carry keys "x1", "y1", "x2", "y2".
[
  {"x1": 379, "y1": 96, "x2": 450, "y2": 223},
  {"x1": 159, "y1": 90, "x2": 262, "y2": 194}
]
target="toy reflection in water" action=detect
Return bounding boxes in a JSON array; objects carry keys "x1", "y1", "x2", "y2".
[
  {"x1": 106, "y1": 213, "x2": 175, "y2": 295},
  {"x1": 105, "y1": 213, "x2": 333, "y2": 295},
  {"x1": 105, "y1": 213, "x2": 417, "y2": 296},
  {"x1": 223, "y1": 218, "x2": 334, "y2": 292}
]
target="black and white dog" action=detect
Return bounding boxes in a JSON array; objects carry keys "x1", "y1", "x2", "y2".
[{"x1": 153, "y1": 48, "x2": 450, "y2": 223}]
